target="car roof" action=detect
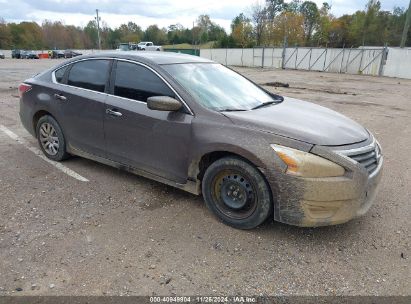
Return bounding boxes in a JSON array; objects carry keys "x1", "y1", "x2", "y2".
[{"x1": 77, "y1": 51, "x2": 214, "y2": 65}]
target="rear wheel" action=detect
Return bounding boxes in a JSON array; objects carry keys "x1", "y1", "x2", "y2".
[
  {"x1": 36, "y1": 115, "x2": 69, "y2": 161},
  {"x1": 202, "y1": 157, "x2": 272, "y2": 229}
]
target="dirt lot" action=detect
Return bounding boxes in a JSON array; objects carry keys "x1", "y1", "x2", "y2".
[{"x1": 0, "y1": 59, "x2": 410, "y2": 296}]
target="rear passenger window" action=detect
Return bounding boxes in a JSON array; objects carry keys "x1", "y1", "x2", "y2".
[
  {"x1": 114, "y1": 61, "x2": 174, "y2": 102},
  {"x1": 55, "y1": 66, "x2": 68, "y2": 83},
  {"x1": 67, "y1": 60, "x2": 110, "y2": 92}
]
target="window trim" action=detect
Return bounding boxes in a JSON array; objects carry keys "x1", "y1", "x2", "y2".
[
  {"x1": 51, "y1": 57, "x2": 194, "y2": 115},
  {"x1": 110, "y1": 60, "x2": 174, "y2": 103},
  {"x1": 66, "y1": 58, "x2": 112, "y2": 94},
  {"x1": 51, "y1": 58, "x2": 112, "y2": 96},
  {"x1": 110, "y1": 59, "x2": 193, "y2": 115},
  {"x1": 54, "y1": 65, "x2": 69, "y2": 84}
]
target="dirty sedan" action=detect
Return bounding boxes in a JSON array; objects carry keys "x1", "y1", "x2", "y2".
[{"x1": 18, "y1": 52, "x2": 383, "y2": 229}]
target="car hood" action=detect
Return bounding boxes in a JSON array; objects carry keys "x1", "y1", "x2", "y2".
[{"x1": 223, "y1": 97, "x2": 369, "y2": 146}]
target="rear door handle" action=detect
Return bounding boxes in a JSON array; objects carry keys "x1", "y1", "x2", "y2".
[
  {"x1": 106, "y1": 108, "x2": 123, "y2": 117},
  {"x1": 54, "y1": 93, "x2": 67, "y2": 101}
]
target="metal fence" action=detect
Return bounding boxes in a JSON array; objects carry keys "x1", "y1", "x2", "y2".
[
  {"x1": 200, "y1": 47, "x2": 388, "y2": 77},
  {"x1": 282, "y1": 47, "x2": 386, "y2": 75}
]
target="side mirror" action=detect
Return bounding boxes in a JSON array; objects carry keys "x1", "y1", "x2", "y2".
[{"x1": 147, "y1": 96, "x2": 182, "y2": 112}]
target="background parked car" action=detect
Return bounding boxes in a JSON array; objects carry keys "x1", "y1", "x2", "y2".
[
  {"x1": 51, "y1": 50, "x2": 65, "y2": 59},
  {"x1": 64, "y1": 50, "x2": 82, "y2": 58},
  {"x1": 20, "y1": 50, "x2": 29, "y2": 59},
  {"x1": 137, "y1": 41, "x2": 162, "y2": 51},
  {"x1": 12, "y1": 49, "x2": 22, "y2": 59},
  {"x1": 0, "y1": 52, "x2": 5, "y2": 59},
  {"x1": 26, "y1": 51, "x2": 39, "y2": 59}
]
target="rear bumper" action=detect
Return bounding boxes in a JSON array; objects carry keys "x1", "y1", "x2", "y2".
[
  {"x1": 265, "y1": 143, "x2": 383, "y2": 227},
  {"x1": 19, "y1": 97, "x2": 36, "y2": 137}
]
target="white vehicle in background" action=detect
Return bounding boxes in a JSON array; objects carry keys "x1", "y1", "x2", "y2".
[{"x1": 137, "y1": 42, "x2": 162, "y2": 51}]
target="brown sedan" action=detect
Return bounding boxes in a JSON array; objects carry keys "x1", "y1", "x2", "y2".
[{"x1": 19, "y1": 52, "x2": 383, "y2": 229}]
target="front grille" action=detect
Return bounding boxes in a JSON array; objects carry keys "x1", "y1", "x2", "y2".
[
  {"x1": 338, "y1": 139, "x2": 381, "y2": 175},
  {"x1": 349, "y1": 147, "x2": 378, "y2": 174}
]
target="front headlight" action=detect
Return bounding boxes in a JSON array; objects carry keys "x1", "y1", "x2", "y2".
[{"x1": 271, "y1": 144, "x2": 345, "y2": 178}]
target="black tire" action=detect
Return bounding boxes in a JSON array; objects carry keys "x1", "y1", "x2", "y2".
[
  {"x1": 36, "y1": 115, "x2": 70, "y2": 161},
  {"x1": 202, "y1": 156, "x2": 273, "y2": 229}
]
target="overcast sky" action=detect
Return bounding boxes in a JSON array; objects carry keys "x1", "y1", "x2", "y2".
[{"x1": 0, "y1": 0, "x2": 409, "y2": 32}]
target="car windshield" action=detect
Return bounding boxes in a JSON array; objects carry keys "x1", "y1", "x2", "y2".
[{"x1": 163, "y1": 63, "x2": 276, "y2": 111}]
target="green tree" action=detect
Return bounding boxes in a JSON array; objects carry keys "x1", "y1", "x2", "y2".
[
  {"x1": 251, "y1": 3, "x2": 268, "y2": 46},
  {"x1": 84, "y1": 20, "x2": 98, "y2": 48},
  {"x1": 327, "y1": 14, "x2": 352, "y2": 47},
  {"x1": 1, "y1": 2, "x2": 409, "y2": 51},
  {"x1": 8, "y1": 22, "x2": 44, "y2": 49},
  {"x1": 106, "y1": 28, "x2": 122, "y2": 48},
  {"x1": 0, "y1": 18, "x2": 12, "y2": 48},
  {"x1": 208, "y1": 24, "x2": 226, "y2": 42},
  {"x1": 231, "y1": 13, "x2": 254, "y2": 47},
  {"x1": 284, "y1": 0, "x2": 302, "y2": 13},
  {"x1": 362, "y1": 0, "x2": 381, "y2": 45},
  {"x1": 300, "y1": 1, "x2": 320, "y2": 45},
  {"x1": 167, "y1": 24, "x2": 185, "y2": 44},
  {"x1": 118, "y1": 22, "x2": 143, "y2": 43},
  {"x1": 312, "y1": 2, "x2": 333, "y2": 46},
  {"x1": 266, "y1": 0, "x2": 285, "y2": 19},
  {"x1": 144, "y1": 25, "x2": 167, "y2": 44},
  {"x1": 390, "y1": 7, "x2": 407, "y2": 46}
]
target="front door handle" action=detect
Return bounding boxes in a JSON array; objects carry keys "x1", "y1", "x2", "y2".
[
  {"x1": 106, "y1": 108, "x2": 123, "y2": 117},
  {"x1": 54, "y1": 93, "x2": 67, "y2": 101}
]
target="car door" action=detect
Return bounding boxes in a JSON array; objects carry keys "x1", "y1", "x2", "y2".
[
  {"x1": 104, "y1": 60, "x2": 193, "y2": 183},
  {"x1": 52, "y1": 59, "x2": 111, "y2": 157}
]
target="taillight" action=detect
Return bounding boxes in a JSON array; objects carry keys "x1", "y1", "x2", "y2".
[{"x1": 18, "y1": 83, "x2": 32, "y2": 98}]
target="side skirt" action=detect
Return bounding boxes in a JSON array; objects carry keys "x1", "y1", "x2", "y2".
[{"x1": 67, "y1": 146, "x2": 201, "y2": 195}]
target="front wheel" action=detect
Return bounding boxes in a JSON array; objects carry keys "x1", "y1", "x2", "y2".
[
  {"x1": 36, "y1": 115, "x2": 70, "y2": 161},
  {"x1": 202, "y1": 157, "x2": 273, "y2": 229}
]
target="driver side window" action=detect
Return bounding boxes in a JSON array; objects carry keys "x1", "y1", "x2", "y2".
[{"x1": 113, "y1": 61, "x2": 175, "y2": 102}]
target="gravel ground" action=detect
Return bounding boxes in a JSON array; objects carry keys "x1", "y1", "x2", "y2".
[{"x1": 0, "y1": 59, "x2": 409, "y2": 296}]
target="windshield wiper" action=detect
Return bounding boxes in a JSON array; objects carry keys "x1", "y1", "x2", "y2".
[
  {"x1": 251, "y1": 100, "x2": 281, "y2": 110},
  {"x1": 219, "y1": 108, "x2": 248, "y2": 112}
]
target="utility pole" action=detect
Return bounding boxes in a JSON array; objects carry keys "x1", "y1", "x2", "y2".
[
  {"x1": 192, "y1": 21, "x2": 195, "y2": 49},
  {"x1": 95, "y1": 9, "x2": 102, "y2": 50},
  {"x1": 401, "y1": 0, "x2": 411, "y2": 48}
]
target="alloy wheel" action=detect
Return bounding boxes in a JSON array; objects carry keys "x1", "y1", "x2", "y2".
[{"x1": 39, "y1": 122, "x2": 59, "y2": 156}]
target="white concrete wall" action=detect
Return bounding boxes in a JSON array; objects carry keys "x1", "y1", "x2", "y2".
[
  {"x1": 199, "y1": 47, "x2": 395, "y2": 78},
  {"x1": 276, "y1": 47, "x2": 383, "y2": 75},
  {"x1": 2, "y1": 47, "x2": 411, "y2": 79},
  {"x1": 383, "y1": 48, "x2": 411, "y2": 79},
  {"x1": 262, "y1": 48, "x2": 283, "y2": 68}
]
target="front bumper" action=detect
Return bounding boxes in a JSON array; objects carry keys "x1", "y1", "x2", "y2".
[{"x1": 266, "y1": 139, "x2": 383, "y2": 227}]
